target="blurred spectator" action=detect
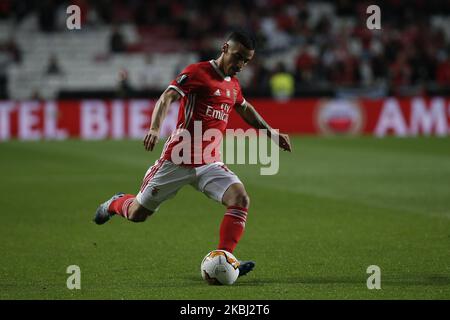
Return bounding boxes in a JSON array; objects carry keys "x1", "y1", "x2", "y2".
[
  {"x1": 110, "y1": 26, "x2": 126, "y2": 53},
  {"x1": 139, "y1": 54, "x2": 166, "y2": 90},
  {"x1": 117, "y1": 68, "x2": 132, "y2": 98},
  {"x1": 198, "y1": 36, "x2": 218, "y2": 62},
  {"x1": 38, "y1": 0, "x2": 58, "y2": 32},
  {"x1": 269, "y1": 63, "x2": 295, "y2": 101},
  {"x1": 260, "y1": 9, "x2": 293, "y2": 51},
  {"x1": 371, "y1": 52, "x2": 388, "y2": 84},
  {"x1": 335, "y1": 0, "x2": 356, "y2": 16},
  {"x1": 93, "y1": 0, "x2": 113, "y2": 24},
  {"x1": 246, "y1": 58, "x2": 271, "y2": 96},
  {"x1": 0, "y1": 54, "x2": 8, "y2": 98},
  {"x1": 46, "y1": 54, "x2": 63, "y2": 75},
  {"x1": 72, "y1": 0, "x2": 90, "y2": 26},
  {"x1": 0, "y1": 37, "x2": 22, "y2": 64},
  {"x1": 389, "y1": 52, "x2": 412, "y2": 88},
  {"x1": 359, "y1": 56, "x2": 374, "y2": 86},
  {"x1": 0, "y1": 0, "x2": 12, "y2": 19},
  {"x1": 134, "y1": 1, "x2": 151, "y2": 26},
  {"x1": 295, "y1": 47, "x2": 316, "y2": 84},
  {"x1": 436, "y1": 54, "x2": 450, "y2": 86},
  {"x1": 30, "y1": 89, "x2": 43, "y2": 101}
]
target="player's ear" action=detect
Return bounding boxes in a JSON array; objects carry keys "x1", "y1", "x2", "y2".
[{"x1": 222, "y1": 43, "x2": 229, "y2": 53}]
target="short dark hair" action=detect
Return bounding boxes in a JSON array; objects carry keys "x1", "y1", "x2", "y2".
[{"x1": 227, "y1": 30, "x2": 256, "y2": 50}]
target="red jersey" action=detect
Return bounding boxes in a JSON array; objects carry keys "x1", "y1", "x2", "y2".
[{"x1": 161, "y1": 60, "x2": 246, "y2": 166}]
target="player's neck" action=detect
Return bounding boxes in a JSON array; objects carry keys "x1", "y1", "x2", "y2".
[{"x1": 213, "y1": 57, "x2": 227, "y2": 76}]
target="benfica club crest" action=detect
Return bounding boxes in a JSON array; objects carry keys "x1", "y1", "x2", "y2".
[{"x1": 151, "y1": 187, "x2": 159, "y2": 196}]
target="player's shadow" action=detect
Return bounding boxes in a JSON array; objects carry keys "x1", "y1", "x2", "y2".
[
  {"x1": 234, "y1": 276, "x2": 364, "y2": 286},
  {"x1": 186, "y1": 275, "x2": 362, "y2": 286},
  {"x1": 188, "y1": 274, "x2": 450, "y2": 287}
]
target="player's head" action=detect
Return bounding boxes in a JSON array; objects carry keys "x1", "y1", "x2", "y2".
[{"x1": 221, "y1": 30, "x2": 256, "y2": 76}]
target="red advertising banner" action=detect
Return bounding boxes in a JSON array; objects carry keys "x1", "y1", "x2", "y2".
[
  {"x1": 228, "y1": 97, "x2": 450, "y2": 137},
  {"x1": 0, "y1": 100, "x2": 178, "y2": 141},
  {"x1": 0, "y1": 97, "x2": 449, "y2": 141}
]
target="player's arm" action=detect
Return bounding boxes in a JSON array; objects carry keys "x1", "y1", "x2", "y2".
[
  {"x1": 235, "y1": 101, "x2": 292, "y2": 152},
  {"x1": 143, "y1": 88, "x2": 181, "y2": 151}
]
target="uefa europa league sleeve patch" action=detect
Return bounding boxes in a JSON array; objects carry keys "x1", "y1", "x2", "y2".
[{"x1": 176, "y1": 74, "x2": 188, "y2": 85}]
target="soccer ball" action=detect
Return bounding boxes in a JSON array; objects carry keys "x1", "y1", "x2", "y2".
[{"x1": 200, "y1": 250, "x2": 240, "y2": 285}]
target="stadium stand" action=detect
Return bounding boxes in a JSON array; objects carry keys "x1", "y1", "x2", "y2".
[{"x1": 0, "y1": 0, "x2": 449, "y2": 99}]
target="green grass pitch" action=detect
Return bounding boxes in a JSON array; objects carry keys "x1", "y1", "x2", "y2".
[{"x1": 0, "y1": 136, "x2": 449, "y2": 299}]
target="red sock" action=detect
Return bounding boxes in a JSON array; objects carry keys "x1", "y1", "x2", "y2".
[
  {"x1": 218, "y1": 206, "x2": 248, "y2": 253},
  {"x1": 108, "y1": 194, "x2": 135, "y2": 219}
]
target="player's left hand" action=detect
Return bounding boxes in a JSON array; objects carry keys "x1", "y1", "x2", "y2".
[{"x1": 276, "y1": 133, "x2": 292, "y2": 152}]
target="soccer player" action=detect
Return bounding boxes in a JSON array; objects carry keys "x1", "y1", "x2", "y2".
[{"x1": 94, "y1": 31, "x2": 292, "y2": 278}]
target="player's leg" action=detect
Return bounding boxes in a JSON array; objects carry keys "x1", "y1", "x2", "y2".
[
  {"x1": 93, "y1": 191, "x2": 154, "y2": 224},
  {"x1": 134, "y1": 160, "x2": 195, "y2": 220},
  {"x1": 222, "y1": 182, "x2": 250, "y2": 207},
  {"x1": 220, "y1": 182, "x2": 255, "y2": 276},
  {"x1": 219, "y1": 182, "x2": 250, "y2": 253},
  {"x1": 126, "y1": 199, "x2": 154, "y2": 222},
  {"x1": 107, "y1": 194, "x2": 154, "y2": 222},
  {"x1": 93, "y1": 159, "x2": 162, "y2": 224},
  {"x1": 93, "y1": 159, "x2": 195, "y2": 225},
  {"x1": 195, "y1": 162, "x2": 255, "y2": 277},
  {"x1": 195, "y1": 163, "x2": 250, "y2": 253}
]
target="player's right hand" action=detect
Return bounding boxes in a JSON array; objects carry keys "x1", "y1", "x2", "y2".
[{"x1": 143, "y1": 129, "x2": 159, "y2": 151}]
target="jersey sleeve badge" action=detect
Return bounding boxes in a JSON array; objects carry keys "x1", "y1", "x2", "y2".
[{"x1": 176, "y1": 74, "x2": 188, "y2": 85}]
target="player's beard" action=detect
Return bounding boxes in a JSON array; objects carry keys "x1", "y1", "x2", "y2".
[{"x1": 229, "y1": 67, "x2": 239, "y2": 76}]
